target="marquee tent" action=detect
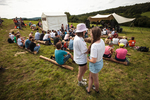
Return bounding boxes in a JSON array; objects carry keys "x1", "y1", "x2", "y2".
[
  {"x1": 41, "y1": 12, "x2": 68, "y2": 31},
  {"x1": 88, "y1": 13, "x2": 135, "y2": 24}
]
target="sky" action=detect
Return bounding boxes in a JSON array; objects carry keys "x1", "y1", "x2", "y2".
[{"x1": 0, "y1": 0, "x2": 149, "y2": 19}]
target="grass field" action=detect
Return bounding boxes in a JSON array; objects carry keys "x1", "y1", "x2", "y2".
[
  {"x1": 0, "y1": 19, "x2": 150, "y2": 100},
  {"x1": 141, "y1": 11, "x2": 150, "y2": 18}
]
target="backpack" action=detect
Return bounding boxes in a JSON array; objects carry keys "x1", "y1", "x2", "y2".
[
  {"x1": 8, "y1": 38, "x2": 14, "y2": 43},
  {"x1": 137, "y1": 46, "x2": 149, "y2": 52}
]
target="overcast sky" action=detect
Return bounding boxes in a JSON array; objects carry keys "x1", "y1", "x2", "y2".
[{"x1": 0, "y1": 0, "x2": 149, "y2": 19}]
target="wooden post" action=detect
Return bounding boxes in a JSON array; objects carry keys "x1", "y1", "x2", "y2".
[
  {"x1": 103, "y1": 57, "x2": 128, "y2": 65},
  {"x1": 39, "y1": 55, "x2": 74, "y2": 71}
]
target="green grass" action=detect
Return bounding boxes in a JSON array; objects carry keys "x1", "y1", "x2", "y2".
[
  {"x1": 141, "y1": 11, "x2": 150, "y2": 18},
  {"x1": 0, "y1": 19, "x2": 150, "y2": 99}
]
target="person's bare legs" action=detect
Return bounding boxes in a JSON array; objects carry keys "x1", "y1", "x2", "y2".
[
  {"x1": 87, "y1": 72, "x2": 93, "y2": 92},
  {"x1": 78, "y1": 65, "x2": 87, "y2": 82},
  {"x1": 91, "y1": 73, "x2": 99, "y2": 92}
]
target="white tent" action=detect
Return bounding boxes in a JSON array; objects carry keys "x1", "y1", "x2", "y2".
[
  {"x1": 41, "y1": 12, "x2": 68, "y2": 31},
  {"x1": 88, "y1": 13, "x2": 135, "y2": 24}
]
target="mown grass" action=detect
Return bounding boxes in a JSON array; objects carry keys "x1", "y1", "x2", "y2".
[
  {"x1": 0, "y1": 19, "x2": 150, "y2": 100},
  {"x1": 141, "y1": 11, "x2": 150, "y2": 18}
]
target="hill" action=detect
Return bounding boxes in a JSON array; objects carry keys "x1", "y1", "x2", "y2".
[
  {"x1": 0, "y1": 19, "x2": 150, "y2": 99},
  {"x1": 141, "y1": 11, "x2": 150, "y2": 18}
]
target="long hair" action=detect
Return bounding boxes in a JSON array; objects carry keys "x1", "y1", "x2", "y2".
[{"x1": 87, "y1": 27, "x2": 101, "y2": 54}]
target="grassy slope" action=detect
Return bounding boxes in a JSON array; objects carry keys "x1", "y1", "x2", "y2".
[
  {"x1": 0, "y1": 19, "x2": 150, "y2": 99},
  {"x1": 141, "y1": 11, "x2": 150, "y2": 18}
]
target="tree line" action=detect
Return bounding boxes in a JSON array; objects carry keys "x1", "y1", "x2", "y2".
[{"x1": 65, "y1": 2, "x2": 150, "y2": 28}]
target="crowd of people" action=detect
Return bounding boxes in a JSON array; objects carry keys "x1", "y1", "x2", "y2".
[
  {"x1": 8, "y1": 22, "x2": 136, "y2": 94},
  {"x1": 13, "y1": 17, "x2": 26, "y2": 29}
]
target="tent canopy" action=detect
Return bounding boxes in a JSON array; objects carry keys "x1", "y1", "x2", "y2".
[
  {"x1": 41, "y1": 12, "x2": 68, "y2": 31},
  {"x1": 88, "y1": 13, "x2": 135, "y2": 24}
]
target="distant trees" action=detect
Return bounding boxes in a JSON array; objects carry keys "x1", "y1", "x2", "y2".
[{"x1": 67, "y1": 2, "x2": 150, "y2": 27}]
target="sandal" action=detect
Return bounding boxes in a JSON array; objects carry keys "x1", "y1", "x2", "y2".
[
  {"x1": 92, "y1": 85, "x2": 99, "y2": 93},
  {"x1": 86, "y1": 87, "x2": 91, "y2": 94}
]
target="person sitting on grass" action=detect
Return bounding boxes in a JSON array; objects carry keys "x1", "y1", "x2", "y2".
[
  {"x1": 128, "y1": 37, "x2": 136, "y2": 47},
  {"x1": 112, "y1": 33, "x2": 119, "y2": 45},
  {"x1": 103, "y1": 43, "x2": 114, "y2": 58},
  {"x1": 17, "y1": 34, "x2": 25, "y2": 47},
  {"x1": 29, "y1": 38, "x2": 40, "y2": 54},
  {"x1": 55, "y1": 42, "x2": 74, "y2": 65},
  {"x1": 29, "y1": 31, "x2": 34, "y2": 38},
  {"x1": 25, "y1": 37, "x2": 33, "y2": 49},
  {"x1": 68, "y1": 36, "x2": 74, "y2": 51},
  {"x1": 43, "y1": 31, "x2": 52, "y2": 45},
  {"x1": 105, "y1": 37, "x2": 111, "y2": 44},
  {"x1": 39, "y1": 31, "x2": 45, "y2": 40},
  {"x1": 119, "y1": 36, "x2": 128, "y2": 47},
  {"x1": 14, "y1": 33, "x2": 17, "y2": 43},
  {"x1": 10, "y1": 31, "x2": 15, "y2": 42},
  {"x1": 53, "y1": 33, "x2": 61, "y2": 46},
  {"x1": 115, "y1": 43, "x2": 129, "y2": 64},
  {"x1": 34, "y1": 30, "x2": 41, "y2": 40}
]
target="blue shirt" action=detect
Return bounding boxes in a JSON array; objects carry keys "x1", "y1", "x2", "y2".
[
  {"x1": 35, "y1": 32, "x2": 41, "y2": 40},
  {"x1": 55, "y1": 49, "x2": 67, "y2": 65},
  {"x1": 25, "y1": 39, "x2": 31, "y2": 49},
  {"x1": 68, "y1": 39, "x2": 73, "y2": 50},
  {"x1": 65, "y1": 32, "x2": 67, "y2": 35}
]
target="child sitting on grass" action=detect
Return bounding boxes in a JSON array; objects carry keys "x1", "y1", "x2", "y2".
[
  {"x1": 17, "y1": 34, "x2": 25, "y2": 47},
  {"x1": 103, "y1": 43, "x2": 114, "y2": 58},
  {"x1": 55, "y1": 42, "x2": 74, "y2": 65}
]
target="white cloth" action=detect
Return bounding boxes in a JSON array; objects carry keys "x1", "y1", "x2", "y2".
[
  {"x1": 112, "y1": 38, "x2": 119, "y2": 44},
  {"x1": 73, "y1": 35, "x2": 87, "y2": 64},
  {"x1": 17, "y1": 38, "x2": 22, "y2": 45},
  {"x1": 10, "y1": 34, "x2": 14, "y2": 40},
  {"x1": 119, "y1": 39, "x2": 128, "y2": 47},
  {"x1": 43, "y1": 34, "x2": 50, "y2": 40},
  {"x1": 90, "y1": 39, "x2": 105, "y2": 62}
]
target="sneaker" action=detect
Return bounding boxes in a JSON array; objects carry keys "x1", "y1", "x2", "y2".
[
  {"x1": 82, "y1": 78, "x2": 87, "y2": 82},
  {"x1": 78, "y1": 81, "x2": 87, "y2": 86}
]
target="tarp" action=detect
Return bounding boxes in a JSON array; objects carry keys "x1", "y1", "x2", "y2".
[
  {"x1": 41, "y1": 12, "x2": 68, "y2": 31},
  {"x1": 88, "y1": 13, "x2": 135, "y2": 24}
]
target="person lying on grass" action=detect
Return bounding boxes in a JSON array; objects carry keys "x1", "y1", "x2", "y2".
[
  {"x1": 55, "y1": 42, "x2": 74, "y2": 65},
  {"x1": 115, "y1": 43, "x2": 129, "y2": 64},
  {"x1": 29, "y1": 38, "x2": 40, "y2": 54},
  {"x1": 103, "y1": 43, "x2": 114, "y2": 58}
]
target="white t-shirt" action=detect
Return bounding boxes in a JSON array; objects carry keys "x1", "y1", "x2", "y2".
[
  {"x1": 73, "y1": 35, "x2": 87, "y2": 64},
  {"x1": 50, "y1": 32, "x2": 55, "y2": 38},
  {"x1": 103, "y1": 31, "x2": 107, "y2": 35},
  {"x1": 111, "y1": 31, "x2": 115, "y2": 35},
  {"x1": 64, "y1": 34, "x2": 69, "y2": 40},
  {"x1": 112, "y1": 38, "x2": 119, "y2": 44},
  {"x1": 43, "y1": 34, "x2": 50, "y2": 40},
  {"x1": 10, "y1": 34, "x2": 14, "y2": 40},
  {"x1": 17, "y1": 38, "x2": 22, "y2": 46},
  {"x1": 90, "y1": 39, "x2": 105, "y2": 62},
  {"x1": 119, "y1": 39, "x2": 128, "y2": 47}
]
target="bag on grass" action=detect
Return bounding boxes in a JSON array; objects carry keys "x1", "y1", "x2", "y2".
[
  {"x1": 8, "y1": 38, "x2": 14, "y2": 43},
  {"x1": 137, "y1": 46, "x2": 149, "y2": 52}
]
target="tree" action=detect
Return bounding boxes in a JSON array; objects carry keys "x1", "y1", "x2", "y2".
[{"x1": 65, "y1": 12, "x2": 71, "y2": 22}]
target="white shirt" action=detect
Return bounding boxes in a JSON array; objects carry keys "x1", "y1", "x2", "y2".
[
  {"x1": 119, "y1": 39, "x2": 128, "y2": 47},
  {"x1": 64, "y1": 34, "x2": 69, "y2": 40},
  {"x1": 34, "y1": 32, "x2": 41, "y2": 40},
  {"x1": 73, "y1": 35, "x2": 87, "y2": 64},
  {"x1": 112, "y1": 38, "x2": 119, "y2": 44},
  {"x1": 43, "y1": 33, "x2": 50, "y2": 40},
  {"x1": 111, "y1": 31, "x2": 115, "y2": 35},
  {"x1": 50, "y1": 32, "x2": 55, "y2": 38},
  {"x1": 17, "y1": 38, "x2": 22, "y2": 46},
  {"x1": 90, "y1": 39, "x2": 105, "y2": 62},
  {"x1": 10, "y1": 34, "x2": 14, "y2": 40},
  {"x1": 103, "y1": 31, "x2": 107, "y2": 35}
]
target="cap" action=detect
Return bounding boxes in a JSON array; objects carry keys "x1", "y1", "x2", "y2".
[{"x1": 119, "y1": 43, "x2": 125, "y2": 47}]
